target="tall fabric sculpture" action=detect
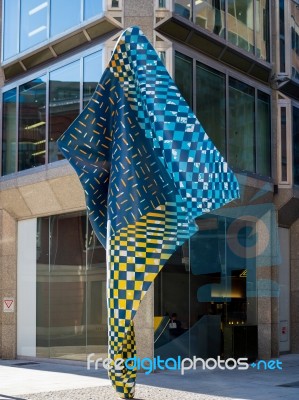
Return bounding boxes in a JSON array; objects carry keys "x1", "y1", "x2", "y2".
[{"x1": 57, "y1": 26, "x2": 239, "y2": 399}]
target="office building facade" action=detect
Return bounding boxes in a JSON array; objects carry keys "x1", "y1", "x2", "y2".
[{"x1": 0, "y1": 0, "x2": 298, "y2": 363}]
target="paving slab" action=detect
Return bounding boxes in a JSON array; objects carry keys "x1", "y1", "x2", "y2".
[{"x1": 0, "y1": 354, "x2": 298, "y2": 400}]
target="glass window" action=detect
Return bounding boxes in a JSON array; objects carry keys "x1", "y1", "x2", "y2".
[
  {"x1": 174, "y1": 1, "x2": 191, "y2": 20},
  {"x1": 2, "y1": 89, "x2": 17, "y2": 175},
  {"x1": 195, "y1": 0, "x2": 225, "y2": 38},
  {"x1": 84, "y1": 0, "x2": 103, "y2": 20},
  {"x1": 36, "y1": 212, "x2": 108, "y2": 361},
  {"x1": 175, "y1": 52, "x2": 193, "y2": 108},
  {"x1": 280, "y1": 107, "x2": 287, "y2": 182},
  {"x1": 291, "y1": 0, "x2": 299, "y2": 80},
  {"x1": 50, "y1": 0, "x2": 81, "y2": 37},
  {"x1": 196, "y1": 62, "x2": 226, "y2": 155},
  {"x1": 293, "y1": 106, "x2": 299, "y2": 185},
  {"x1": 256, "y1": 91, "x2": 271, "y2": 176},
  {"x1": 18, "y1": 77, "x2": 46, "y2": 171},
  {"x1": 111, "y1": 0, "x2": 120, "y2": 7},
  {"x1": 255, "y1": 0, "x2": 270, "y2": 61},
  {"x1": 227, "y1": 0, "x2": 254, "y2": 54},
  {"x1": 228, "y1": 77, "x2": 255, "y2": 171},
  {"x1": 279, "y1": 0, "x2": 286, "y2": 72},
  {"x1": 154, "y1": 215, "x2": 257, "y2": 360},
  {"x1": 49, "y1": 61, "x2": 80, "y2": 163},
  {"x1": 20, "y1": 0, "x2": 48, "y2": 52},
  {"x1": 158, "y1": 0, "x2": 166, "y2": 8},
  {"x1": 83, "y1": 51, "x2": 102, "y2": 108},
  {"x1": 3, "y1": 0, "x2": 19, "y2": 60}
]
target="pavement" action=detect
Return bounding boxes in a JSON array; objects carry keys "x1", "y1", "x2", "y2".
[{"x1": 0, "y1": 354, "x2": 298, "y2": 400}]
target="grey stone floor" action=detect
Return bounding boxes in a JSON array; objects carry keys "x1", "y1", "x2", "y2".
[{"x1": 0, "y1": 354, "x2": 298, "y2": 400}]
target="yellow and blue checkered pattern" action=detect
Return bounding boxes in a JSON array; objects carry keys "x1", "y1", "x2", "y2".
[{"x1": 57, "y1": 26, "x2": 239, "y2": 399}]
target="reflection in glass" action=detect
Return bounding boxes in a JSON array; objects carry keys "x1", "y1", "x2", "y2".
[
  {"x1": 3, "y1": 0, "x2": 19, "y2": 60},
  {"x1": 49, "y1": 61, "x2": 80, "y2": 163},
  {"x1": 154, "y1": 247, "x2": 190, "y2": 359},
  {"x1": 174, "y1": 1, "x2": 191, "y2": 20},
  {"x1": 50, "y1": 0, "x2": 81, "y2": 37},
  {"x1": 255, "y1": 0, "x2": 270, "y2": 61},
  {"x1": 175, "y1": 52, "x2": 193, "y2": 108},
  {"x1": 18, "y1": 77, "x2": 46, "y2": 171},
  {"x1": 293, "y1": 107, "x2": 299, "y2": 185},
  {"x1": 83, "y1": 51, "x2": 103, "y2": 108},
  {"x1": 195, "y1": 0, "x2": 225, "y2": 37},
  {"x1": 256, "y1": 91, "x2": 271, "y2": 176},
  {"x1": 228, "y1": 77, "x2": 255, "y2": 171},
  {"x1": 279, "y1": 0, "x2": 286, "y2": 72},
  {"x1": 154, "y1": 215, "x2": 257, "y2": 360},
  {"x1": 20, "y1": 0, "x2": 48, "y2": 52},
  {"x1": 2, "y1": 89, "x2": 17, "y2": 176},
  {"x1": 86, "y1": 220, "x2": 108, "y2": 359},
  {"x1": 36, "y1": 213, "x2": 108, "y2": 361},
  {"x1": 49, "y1": 213, "x2": 86, "y2": 359},
  {"x1": 291, "y1": 0, "x2": 299, "y2": 80},
  {"x1": 36, "y1": 217, "x2": 50, "y2": 358},
  {"x1": 196, "y1": 62, "x2": 226, "y2": 155},
  {"x1": 84, "y1": 0, "x2": 103, "y2": 19},
  {"x1": 227, "y1": 0, "x2": 254, "y2": 54},
  {"x1": 280, "y1": 107, "x2": 287, "y2": 182}
]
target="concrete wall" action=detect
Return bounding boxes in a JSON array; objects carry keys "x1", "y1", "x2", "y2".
[
  {"x1": 290, "y1": 219, "x2": 299, "y2": 353},
  {"x1": 0, "y1": 209, "x2": 17, "y2": 358},
  {"x1": 124, "y1": 0, "x2": 154, "y2": 42}
]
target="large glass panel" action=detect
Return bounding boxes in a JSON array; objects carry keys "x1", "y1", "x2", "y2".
[
  {"x1": 49, "y1": 61, "x2": 80, "y2": 163},
  {"x1": 279, "y1": 0, "x2": 286, "y2": 72},
  {"x1": 18, "y1": 76, "x2": 46, "y2": 171},
  {"x1": 36, "y1": 217, "x2": 50, "y2": 358},
  {"x1": 49, "y1": 213, "x2": 87, "y2": 360},
  {"x1": 175, "y1": 52, "x2": 193, "y2": 108},
  {"x1": 227, "y1": 0, "x2": 254, "y2": 54},
  {"x1": 154, "y1": 247, "x2": 190, "y2": 359},
  {"x1": 174, "y1": 1, "x2": 191, "y2": 20},
  {"x1": 280, "y1": 107, "x2": 287, "y2": 182},
  {"x1": 20, "y1": 0, "x2": 48, "y2": 52},
  {"x1": 83, "y1": 51, "x2": 103, "y2": 108},
  {"x1": 2, "y1": 89, "x2": 17, "y2": 176},
  {"x1": 291, "y1": 0, "x2": 299, "y2": 81},
  {"x1": 86, "y1": 220, "x2": 108, "y2": 359},
  {"x1": 3, "y1": 0, "x2": 19, "y2": 60},
  {"x1": 293, "y1": 106, "x2": 299, "y2": 185},
  {"x1": 195, "y1": 0, "x2": 225, "y2": 37},
  {"x1": 37, "y1": 213, "x2": 108, "y2": 361},
  {"x1": 50, "y1": 0, "x2": 81, "y2": 37},
  {"x1": 256, "y1": 0, "x2": 270, "y2": 61},
  {"x1": 196, "y1": 62, "x2": 226, "y2": 155},
  {"x1": 155, "y1": 215, "x2": 257, "y2": 360},
  {"x1": 228, "y1": 77, "x2": 255, "y2": 172},
  {"x1": 84, "y1": 0, "x2": 103, "y2": 20},
  {"x1": 256, "y1": 91, "x2": 271, "y2": 177}
]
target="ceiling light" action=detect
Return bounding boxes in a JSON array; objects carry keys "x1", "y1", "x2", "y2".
[
  {"x1": 28, "y1": 26, "x2": 47, "y2": 37},
  {"x1": 25, "y1": 121, "x2": 46, "y2": 130},
  {"x1": 29, "y1": 2, "x2": 48, "y2": 16}
]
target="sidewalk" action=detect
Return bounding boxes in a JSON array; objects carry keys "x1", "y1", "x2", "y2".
[{"x1": 0, "y1": 354, "x2": 298, "y2": 400}]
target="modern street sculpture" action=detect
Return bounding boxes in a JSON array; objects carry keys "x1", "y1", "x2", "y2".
[{"x1": 57, "y1": 26, "x2": 239, "y2": 399}]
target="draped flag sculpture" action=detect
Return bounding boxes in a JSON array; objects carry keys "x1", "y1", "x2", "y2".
[{"x1": 57, "y1": 26, "x2": 239, "y2": 399}]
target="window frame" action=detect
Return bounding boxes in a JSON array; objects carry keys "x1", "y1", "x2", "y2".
[
  {"x1": 173, "y1": 43, "x2": 272, "y2": 178},
  {"x1": 0, "y1": 43, "x2": 104, "y2": 177},
  {"x1": 1, "y1": 0, "x2": 105, "y2": 63},
  {"x1": 277, "y1": 96, "x2": 292, "y2": 187},
  {"x1": 169, "y1": 0, "x2": 271, "y2": 62}
]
